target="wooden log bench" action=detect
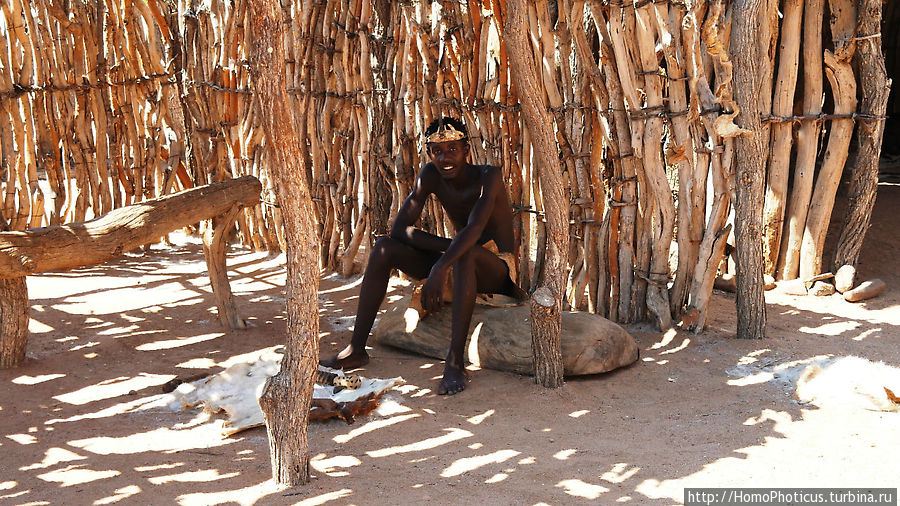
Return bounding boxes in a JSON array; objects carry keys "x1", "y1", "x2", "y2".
[{"x1": 0, "y1": 175, "x2": 263, "y2": 368}]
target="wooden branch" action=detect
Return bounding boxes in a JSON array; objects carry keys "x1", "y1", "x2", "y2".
[
  {"x1": 798, "y1": 0, "x2": 857, "y2": 279},
  {"x1": 832, "y1": 0, "x2": 890, "y2": 272},
  {"x1": 761, "y1": 0, "x2": 803, "y2": 276},
  {"x1": 0, "y1": 176, "x2": 262, "y2": 278},
  {"x1": 588, "y1": 1, "x2": 637, "y2": 322},
  {"x1": 634, "y1": 1, "x2": 674, "y2": 330},
  {"x1": 658, "y1": 0, "x2": 698, "y2": 317},
  {"x1": 684, "y1": 223, "x2": 731, "y2": 332},
  {"x1": 777, "y1": 0, "x2": 825, "y2": 280},
  {"x1": 203, "y1": 206, "x2": 248, "y2": 330}
]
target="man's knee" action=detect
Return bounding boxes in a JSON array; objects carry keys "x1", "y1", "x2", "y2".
[
  {"x1": 452, "y1": 248, "x2": 492, "y2": 286},
  {"x1": 470, "y1": 247, "x2": 511, "y2": 290},
  {"x1": 454, "y1": 248, "x2": 478, "y2": 272},
  {"x1": 370, "y1": 236, "x2": 399, "y2": 266}
]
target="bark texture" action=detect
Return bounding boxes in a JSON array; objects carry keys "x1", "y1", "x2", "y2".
[
  {"x1": 503, "y1": 0, "x2": 566, "y2": 388},
  {"x1": 833, "y1": 0, "x2": 890, "y2": 272},
  {"x1": 530, "y1": 287, "x2": 565, "y2": 385},
  {"x1": 777, "y1": 0, "x2": 825, "y2": 280},
  {"x1": 0, "y1": 176, "x2": 261, "y2": 278},
  {"x1": 0, "y1": 277, "x2": 28, "y2": 368},
  {"x1": 729, "y1": 0, "x2": 767, "y2": 339},
  {"x1": 248, "y1": 0, "x2": 320, "y2": 486}
]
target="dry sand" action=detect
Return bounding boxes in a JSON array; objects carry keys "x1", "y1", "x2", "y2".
[{"x1": 2, "y1": 184, "x2": 899, "y2": 505}]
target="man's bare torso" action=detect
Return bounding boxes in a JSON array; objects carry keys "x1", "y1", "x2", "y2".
[{"x1": 424, "y1": 162, "x2": 517, "y2": 254}]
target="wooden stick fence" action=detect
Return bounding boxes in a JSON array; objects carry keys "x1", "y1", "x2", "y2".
[{"x1": 0, "y1": 0, "x2": 888, "y2": 330}]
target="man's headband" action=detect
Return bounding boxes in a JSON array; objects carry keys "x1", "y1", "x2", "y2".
[{"x1": 425, "y1": 123, "x2": 467, "y2": 144}]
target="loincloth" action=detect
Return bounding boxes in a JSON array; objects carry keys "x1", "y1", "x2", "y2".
[{"x1": 409, "y1": 240, "x2": 522, "y2": 312}]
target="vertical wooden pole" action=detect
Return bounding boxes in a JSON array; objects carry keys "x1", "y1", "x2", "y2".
[
  {"x1": 798, "y1": 0, "x2": 857, "y2": 279},
  {"x1": 777, "y1": 0, "x2": 824, "y2": 280},
  {"x1": 202, "y1": 206, "x2": 247, "y2": 330},
  {"x1": 761, "y1": 0, "x2": 803, "y2": 275},
  {"x1": 504, "y1": 0, "x2": 565, "y2": 388},
  {"x1": 0, "y1": 277, "x2": 29, "y2": 368},
  {"x1": 729, "y1": 0, "x2": 767, "y2": 339},
  {"x1": 634, "y1": 2, "x2": 675, "y2": 330},
  {"x1": 249, "y1": 0, "x2": 318, "y2": 486},
  {"x1": 832, "y1": 0, "x2": 891, "y2": 275}
]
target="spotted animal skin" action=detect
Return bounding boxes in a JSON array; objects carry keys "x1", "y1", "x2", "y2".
[{"x1": 316, "y1": 369, "x2": 362, "y2": 393}]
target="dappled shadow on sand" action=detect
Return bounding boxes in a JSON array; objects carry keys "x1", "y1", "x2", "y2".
[
  {"x1": 2, "y1": 223, "x2": 899, "y2": 504},
  {"x1": 1, "y1": 235, "x2": 290, "y2": 505}
]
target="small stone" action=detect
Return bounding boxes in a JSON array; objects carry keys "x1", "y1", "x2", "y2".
[
  {"x1": 763, "y1": 274, "x2": 776, "y2": 291},
  {"x1": 781, "y1": 279, "x2": 808, "y2": 296},
  {"x1": 809, "y1": 281, "x2": 836, "y2": 296},
  {"x1": 803, "y1": 272, "x2": 834, "y2": 291},
  {"x1": 843, "y1": 278, "x2": 886, "y2": 302},
  {"x1": 834, "y1": 265, "x2": 856, "y2": 293}
]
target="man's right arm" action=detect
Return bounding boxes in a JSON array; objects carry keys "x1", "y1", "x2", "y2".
[{"x1": 390, "y1": 164, "x2": 452, "y2": 252}]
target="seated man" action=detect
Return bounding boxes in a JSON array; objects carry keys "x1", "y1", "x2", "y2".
[{"x1": 321, "y1": 116, "x2": 526, "y2": 395}]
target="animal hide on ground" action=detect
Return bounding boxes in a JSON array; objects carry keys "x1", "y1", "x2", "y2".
[
  {"x1": 167, "y1": 348, "x2": 402, "y2": 435},
  {"x1": 793, "y1": 356, "x2": 900, "y2": 412},
  {"x1": 728, "y1": 355, "x2": 900, "y2": 412}
]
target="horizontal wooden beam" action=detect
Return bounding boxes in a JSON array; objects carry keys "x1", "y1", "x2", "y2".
[{"x1": 0, "y1": 176, "x2": 262, "y2": 279}]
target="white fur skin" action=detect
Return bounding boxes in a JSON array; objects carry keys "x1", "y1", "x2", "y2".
[
  {"x1": 794, "y1": 356, "x2": 900, "y2": 412},
  {"x1": 167, "y1": 349, "x2": 402, "y2": 435}
]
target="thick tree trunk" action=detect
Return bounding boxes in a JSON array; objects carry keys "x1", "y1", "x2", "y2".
[
  {"x1": 504, "y1": 0, "x2": 565, "y2": 389},
  {"x1": 0, "y1": 277, "x2": 28, "y2": 368},
  {"x1": 530, "y1": 287, "x2": 564, "y2": 381},
  {"x1": 0, "y1": 176, "x2": 261, "y2": 278},
  {"x1": 248, "y1": 0, "x2": 319, "y2": 487},
  {"x1": 729, "y1": 0, "x2": 767, "y2": 339},
  {"x1": 832, "y1": 0, "x2": 890, "y2": 273}
]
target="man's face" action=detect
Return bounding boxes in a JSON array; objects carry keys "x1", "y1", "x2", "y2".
[{"x1": 427, "y1": 140, "x2": 469, "y2": 179}]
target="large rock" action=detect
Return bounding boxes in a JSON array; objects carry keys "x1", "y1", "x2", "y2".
[{"x1": 373, "y1": 295, "x2": 639, "y2": 376}]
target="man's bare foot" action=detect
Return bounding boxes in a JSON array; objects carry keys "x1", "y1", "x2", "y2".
[
  {"x1": 319, "y1": 345, "x2": 369, "y2": 370},
  {"x1": 437, "y1": 365, "x2": 467, "y2": 395}
]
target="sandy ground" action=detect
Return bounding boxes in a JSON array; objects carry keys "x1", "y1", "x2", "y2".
[{"x1": 2, "y1": 184, "x2": 899, "y2": 506}]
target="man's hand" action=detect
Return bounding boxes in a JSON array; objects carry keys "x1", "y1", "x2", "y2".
[{"x1": 420, "y1": 265, "x2": 448, "y2": 315}]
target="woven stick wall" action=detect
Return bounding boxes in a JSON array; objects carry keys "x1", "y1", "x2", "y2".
[{"x1": 0, "y1": 0, "x2": 888, "y2": 330}]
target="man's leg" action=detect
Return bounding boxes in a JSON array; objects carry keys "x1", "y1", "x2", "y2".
[
  {"x1": 439, "y1": 246, "x2": 512, "y2": 395},
  {"x1": 321, "y1": 237, "x2": 440, "y2": 369}
]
